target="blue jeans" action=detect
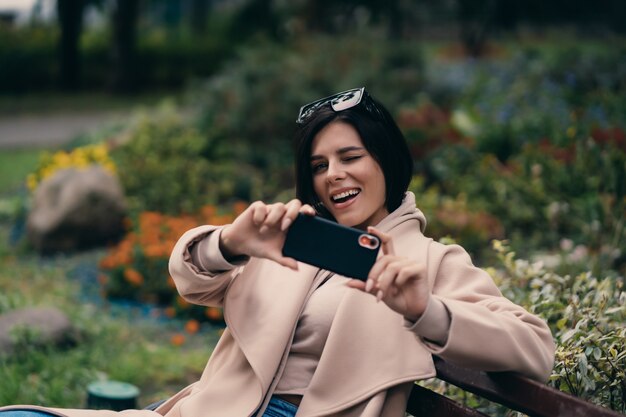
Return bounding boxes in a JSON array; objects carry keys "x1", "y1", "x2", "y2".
[
  {"x1": 259, "y1": 396, "x2": 298, "y2": 417},
  {"x1": 0, "y1": 412, "x2": 57, "y2": 417}
]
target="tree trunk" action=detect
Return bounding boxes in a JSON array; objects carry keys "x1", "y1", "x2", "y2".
[
  {"x1": 457, "y1": 0, "x2": 496, "y2": 58},
  {"x1": 57, "y1": 0, "x2": 85, "y2": 90},
  {"x1": 110, "y1": 0, "x2": 140, "y2": 93}
]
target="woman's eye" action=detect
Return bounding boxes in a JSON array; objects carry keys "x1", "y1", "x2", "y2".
[
  {"x1": 312, "y1": 163, "x2": 327, "y2": 173},
  {"x1": 344, "y1": 155, "x2": 362, "y2": 162}
]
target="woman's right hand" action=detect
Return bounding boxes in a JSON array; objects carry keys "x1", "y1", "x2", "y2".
[{"x1": 219, "y1": 199, "x2": 315, "y2": 270}]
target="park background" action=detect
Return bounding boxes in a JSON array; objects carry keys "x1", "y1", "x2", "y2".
[{"x1": 0, "y1": 0, "x2": 625, "y2": 414}]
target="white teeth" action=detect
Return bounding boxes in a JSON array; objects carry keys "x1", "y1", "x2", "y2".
[{"x1": 332, "y1": 189, "x2": 360, "y2": 201}]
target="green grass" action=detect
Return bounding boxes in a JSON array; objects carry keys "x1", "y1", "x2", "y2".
[
  {"x1": 0, "y1": 224, "x2": 216, "y2": 408},
  {"x1": 0, "y1": 149, "x2": 42, "y2": 194}
]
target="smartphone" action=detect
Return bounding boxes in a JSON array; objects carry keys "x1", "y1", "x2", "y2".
[{"x1": 282, "y1": 214, "x2": 380, "y2": 281}]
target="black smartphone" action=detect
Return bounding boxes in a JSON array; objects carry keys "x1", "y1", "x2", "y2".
[{"x1": 282, "y1": 214, "x2": 380, "y2": 281}]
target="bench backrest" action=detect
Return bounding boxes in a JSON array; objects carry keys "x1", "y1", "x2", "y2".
[{"x1": 406, "y1": 357, "x2": 623, "y2": 417}]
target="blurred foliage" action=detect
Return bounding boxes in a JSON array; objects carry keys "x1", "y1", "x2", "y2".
[
  {"x1": 189, "y1": 33, "x2": 425, "y2": 192},
  {"x1": 0, "y1": 22, "x2": 233, "y2": 92},
  {"x1": 493, "y1": 241, "x2": 626, "y2": 413},
  {"x1": 413, "y1": 128, "x2": 626, "y2": 267},
  {"x1": 2, "y1": 0, "x2": 626, "y2": 93},
  {"x1": 0, "y1": 26, "x2": 58, "y2": 92},
  {"x1": 110, "y1": 103, "x2": 265, "y2": 214}
]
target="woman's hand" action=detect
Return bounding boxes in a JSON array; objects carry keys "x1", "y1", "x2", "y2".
[
  {"x1": 347, "y1": 227, "x2": 431, "y2": 321},
  {"x1": 219, "y1": 199, "x2": 316, "y2": 270}
]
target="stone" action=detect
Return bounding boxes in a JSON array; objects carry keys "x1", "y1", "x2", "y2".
[
  {"x1": 0, "y1": 307, "x2": 77, "y2": 357},
  {"x1": 27, "y1": 165, "x2": 127, "y2": 254}
]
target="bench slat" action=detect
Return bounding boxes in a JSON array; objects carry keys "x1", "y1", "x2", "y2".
[
  {"x1": 407, "y1": 384, "x2": 489, "y2": 417},
  {"x1": 433, "y1": 357, "x2": 624, "y2": 417}
]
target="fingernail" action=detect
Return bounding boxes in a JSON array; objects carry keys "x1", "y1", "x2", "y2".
[
  {"x1": 281, "y1": 218, "x2": 292, "y2": 231},
  {"x1": 365, "y1": 279, "x2": 373, "y2": 292},
  {"x1": 376, "y1": 290, "x2": 384, "y2": 302},
  {"x1": 259, "y1": 225, "x2": 268, "y2": 234}
]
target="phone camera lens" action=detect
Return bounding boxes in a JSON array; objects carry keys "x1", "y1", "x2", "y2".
[{"x1": 359, "y1": 235, "x2": 379, "y2": 249}]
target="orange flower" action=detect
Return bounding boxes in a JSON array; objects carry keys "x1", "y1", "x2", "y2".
[
  {"x1": 185, "y1": 319, "x2": 200, "y2": 335},
  {"x1": 144, "y1": 244, "x2": 167, "y2": 258},
  {"x1": 99, "y1": 256, "x2": 115, "y2": 269},
  {"x1": 212, "y1": 215, "x2": 232, "y2": 225},
  {"x1": 201, "y1": 205, "x2": 217, "y2": 222},
  {"x1": 123, "y1": 268, "x2": 144, "y2": 286},
  {"x1": 171, "y1": 333, "x2": 185, "y2": 346},
  {"x1": 233, "y1": 201, "x2": 248, "y2": 216},
  {"x1": 164, "y1": 307, "x2": 176, "y2": 318},
  {"x1": 139, "y1": 211, "x2": 163, "y2": 227},
  {"x1": 205, "y1": 307, "x2": 224, "y2": 321}
]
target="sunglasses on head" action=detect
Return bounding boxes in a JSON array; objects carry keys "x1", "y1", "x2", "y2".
[{"x1": 296, "y1": 87, "x2": 384, "y2": 124}]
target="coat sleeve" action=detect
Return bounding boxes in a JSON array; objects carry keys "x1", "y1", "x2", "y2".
[
  {"x1": 168, "y1": 225, "x2": 245, "y2": 307},
  {"x1": 420, "y1": 243, "x2": 555, "y2": 382}
]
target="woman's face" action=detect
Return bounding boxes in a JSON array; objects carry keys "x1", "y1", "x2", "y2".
[{"x1": 310, "y1": 121, "x2": 388, "y2": 230}]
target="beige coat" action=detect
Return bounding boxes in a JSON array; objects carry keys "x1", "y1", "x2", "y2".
[{"x1": 0, "y1": 193, "x2": 555, "y2": 417}]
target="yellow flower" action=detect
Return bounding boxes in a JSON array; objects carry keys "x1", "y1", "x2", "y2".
[
  {"x1": 41, "y1": 167, "x2": 54, "y2": 180},
  {"x1": 26, "y1": 174, "x2": 37, "y2": 190},
  {"x1": 566, "y1": 126, "x2": 576, "y2": 138},
  {"x1": 92, "y1": 144, "x2": 109, "y2": 160},
  {"x1": 53, "y1": 151, "x2": 71, "y2": 168},
  {"x1": 26, "y1": 143, "x2": 118, "y2": 194}
]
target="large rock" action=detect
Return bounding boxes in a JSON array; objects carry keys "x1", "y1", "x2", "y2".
[
  {"x1": 0, "y1": 307, "x2": 77, "y2": 357},
  {"x1": 27, "y1": 165, "x2": 127, "y2": 254}
]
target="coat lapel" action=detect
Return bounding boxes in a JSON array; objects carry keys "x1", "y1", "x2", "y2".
[{"x1": 224, "y1": 260, "x2": 319, "y2": 391}]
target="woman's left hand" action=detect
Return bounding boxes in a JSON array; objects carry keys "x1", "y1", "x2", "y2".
[{"x1": 347, "y1": 227, "x2": 431, "y2": 321}]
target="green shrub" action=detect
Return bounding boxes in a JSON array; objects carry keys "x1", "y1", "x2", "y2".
[
  {"x1": 189, "y1": 33, "x2": 426, "y2": 196},
  {"x1": 0, "y1": 21, "x2": 234, "y2": 93},
  {"x1": 0, "y1": 26, "x2": 58, "y2": 92},
  {"x1": 111, "y1": 103, "x2": 263, "y2": 214},
  {"x1": 492, "y1": 241, "x2": 625, "y2": 413},
  {"x1": 421, "y1": 241, "x2": 625, "y2": 415},
  {"x1": 439, "y1": 135, "x2": 626, "y2": 269}
]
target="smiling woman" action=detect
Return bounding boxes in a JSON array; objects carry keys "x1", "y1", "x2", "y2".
[
  {"x1": 309, "y1": 121, "x2": 389, "y2": 230},
  {"x1": 0, "y1": 88, "x2": 556, "y2": 417}
]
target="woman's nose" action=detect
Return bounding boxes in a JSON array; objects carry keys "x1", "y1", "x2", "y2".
[{"x1": 326, "y1": 162, "x2": 346, "y2": 182}]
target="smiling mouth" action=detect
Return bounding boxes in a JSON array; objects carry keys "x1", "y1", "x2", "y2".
[{"x1": 331, "y1": 189, "x2": 361, "y2": 204}]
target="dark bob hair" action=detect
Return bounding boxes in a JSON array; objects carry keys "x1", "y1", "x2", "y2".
[{"x1": 294, "y1": 93, "x2": 413, "y2": 220}]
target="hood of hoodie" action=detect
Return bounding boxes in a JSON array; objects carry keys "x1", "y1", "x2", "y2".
[{"x1": 375, "y1": 191, "x2": 427, "y2": 234}]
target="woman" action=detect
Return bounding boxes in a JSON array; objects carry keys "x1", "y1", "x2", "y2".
[{"x1": 0, "y1": 88, "x2": 555, "y2": 417}]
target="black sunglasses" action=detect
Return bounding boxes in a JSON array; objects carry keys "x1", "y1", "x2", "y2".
[{"x1": 296, "y1": 87, "x2": 384, "y2": 124}]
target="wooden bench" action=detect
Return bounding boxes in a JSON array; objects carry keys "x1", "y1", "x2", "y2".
[
  {"x1": 407, "y1": 357, "x2": 624, "y2": 417},
  {"x1": 144, "y1": 356, "x2": 623, "y2": 416}
]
